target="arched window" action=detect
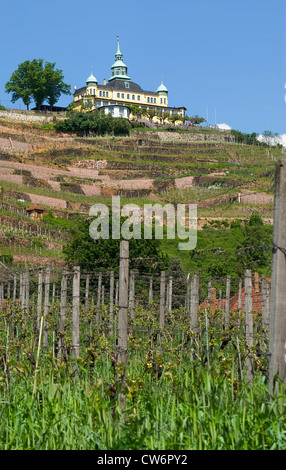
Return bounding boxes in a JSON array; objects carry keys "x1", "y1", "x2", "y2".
[
  {"x1": 117, "y1": 93, "x2": 120, "y2": 98},
  {"x1": 121, "y1": 93, "x2": 124, "y2": 98},
  {"x1": 127, "y1": 94, "x2": 130, "y2": 99},
  {"x1": 132, "y1": 95, "x2": 135, "y2": 100},
  {"x1": 137, "y1": 95, "x2": 140, "y2": 101}
]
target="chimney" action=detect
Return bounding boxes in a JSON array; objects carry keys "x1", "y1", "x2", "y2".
[
  {"x1": 254, "y1": 272, "x2": 259, "y2": 292},
  {"x1": 103, "y1": 78, "x2": 106, "y2": 86}
]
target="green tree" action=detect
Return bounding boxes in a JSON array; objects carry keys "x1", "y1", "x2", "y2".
[
  {"x1": 168, "y1": 113, "x2": 183, "y2": 125},
  {"x1": 146, "y1": 108, "x2": 156, "y2": 122},
  {"x1": 44, "y1": 62, "x2": 71, "y2": 108},
  {"x1": 238, "y1": 212, "x2": 272, "y2": 269},
  {"x1": 55, "y1": 110, "x2": 130, "y2": 136},
  {"x1": 5, "y1": 60, "x2": 34, "y2": 109},
  {"x1": 5, "y1": 59, "x2": 70, "y2": 110},
  {"x1": 63, "y1": 216, "x2": 169, "y2": 274},
  {"x1": 186, "y1": 115, "x2": 206, "y2": 126}
]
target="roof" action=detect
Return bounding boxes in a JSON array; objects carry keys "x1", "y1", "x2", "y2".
[
  {"x1": 74, "y1": 80, "x2": 171, "y2": 98},
  {"x1": 86, "y1": 70, "x2": 98, "y2": 84},
  {"x1": 104, "y1": 79, "x2": 143, "y2": 93},
  {"x1": 156, "y1": 81, "x2": 168, "y2": 93},
  {"x1": 26, "y1": 205, "x2": 44, "y2": 212}
]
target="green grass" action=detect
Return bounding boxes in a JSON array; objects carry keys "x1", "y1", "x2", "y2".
[{"x1": 0, "y1": 301, "x2": 285, "y2": 450}]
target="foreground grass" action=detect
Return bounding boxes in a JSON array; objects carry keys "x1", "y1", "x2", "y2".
[
  {"x1": 0, "y1": 361, "x2": 285, "y2": 450},
  {"x1": 0, "y1": 298, "x2": 285, "y2": 450}
]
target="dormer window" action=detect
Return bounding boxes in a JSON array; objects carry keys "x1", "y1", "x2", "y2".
[{"x1": 125, "y1": 82, "x2": 130, "y2": 89}]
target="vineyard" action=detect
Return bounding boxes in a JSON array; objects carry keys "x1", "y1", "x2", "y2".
[
  {"x1": 0, "y1": 111, "x2": 286, "y2": 451},
  {"x1": 0, "y1": 241, "x2": 285, "y2": 450}
]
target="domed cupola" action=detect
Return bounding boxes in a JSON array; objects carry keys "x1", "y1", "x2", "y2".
[
  {"x1": 109, "y1": 37, "x2": 131, "y2": 82},
  {"x1": 156, "y1": 79, "x2": 168, "y2": 95},
  {"x1": 86, "y1": 68, "x2": 98, "y2": 86}
]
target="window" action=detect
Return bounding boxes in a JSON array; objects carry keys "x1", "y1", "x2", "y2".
[
  {"x1": 106, "y1": 92, "x2": 109, "y2": 97},
  {"x1": 137, "y1": 95, "x2": 140, "y2": 101},
  {"x1": 125, "y1": 82, "x2": 130, "y2": 89},
  {"x1": 160, "y1": 98, "x2": 162, "y2": 104},
  {"x1": 121, "y1": 93, "x2": 124, "y2": 98},
  {"x1": 154, "y1": 98, "x2": 156, "y2": 103},
  {"x1": 99, "y1": 91, "x2": 102, "y2": 97},
  {"x1": 127, "y1": 94, "x2": 130, "y2": 99},
  {"x1": 132, "y1": 94, "x2": 135, "y2": 100},
  {"x1": 150, "y1": 97, "x2": 153, "y2": 103},
  {"x1": 147, "y1": 97, "x2": 150, "y2": 103},
  {"x1": 164, "y1": 98, "x2": 166, "y2": 104},
  {"x1": 117, "y1": 93, "x2": 120, "y2": 98}
]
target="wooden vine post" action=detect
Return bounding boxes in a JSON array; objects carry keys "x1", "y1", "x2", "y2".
[
  {"x1": 269, "y1": 157, "x2": 286, "y2": 392},
  {"x1": 225, "y1": 275, "x2": 231, "y2": 326},
  {"x1": 168, "y1": 276, "x2": 173, "y2": 313},
  {"x1": 148, "y1": 276, "x2": 153, "y2": 305},
  {"x1": 117, "y1": 241, "x2": 129, "y2": 409},
  {"x1": 190, "y1": 272, "x2": 199, "y2": 333},
  {"x1": 72, "y1": 266, "x2": 80, "y2": 359},
  {"x1": 13, "y1": 274, "x2": 17, "y2": 305},
  {"x1": 244, "y1": 269, "x2": 253, "y2": 385},
  {"x1": 36, "y1": 268, "x2": 43, "y2": 331},
  {"x1": 96, "y1": 272, "x2": 102, "y2": 325},
  {"x1": 159, "y1": 271, "x2": 166, "y2": 356},
  {"x1": 58, "y1": 269, "x2": 68, "y2": 361},
  {"x1": 109, "y1": 270, "x2": 114, "y2": 317},
  {"x1": 43, "y1": 264, "x2": 50, "y2": 348},
  {"x1": 85, "y1": 273, "x2": 90, "y2": 313}
]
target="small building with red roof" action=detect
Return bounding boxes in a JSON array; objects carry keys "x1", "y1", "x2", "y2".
[{"x1": 26, "y1": 205, "x2": 44, "y2": 221}]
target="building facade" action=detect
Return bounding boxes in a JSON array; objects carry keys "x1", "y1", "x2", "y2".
[{"x1": 73, "y1": 38, "x2": 186, "y2": 120}]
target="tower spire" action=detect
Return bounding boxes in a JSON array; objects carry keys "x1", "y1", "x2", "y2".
[{"x1": 109, "y1": 37, "x2": 130, "y2": 82}]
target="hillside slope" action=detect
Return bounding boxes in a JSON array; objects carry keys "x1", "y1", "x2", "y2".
[{"x1": 0, "y1": 109, "x2": 282, "y2": 269}]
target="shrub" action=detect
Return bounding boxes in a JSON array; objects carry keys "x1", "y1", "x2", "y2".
[{"x1": 55, "y1": 110, "x2": 130, "y2": 136}]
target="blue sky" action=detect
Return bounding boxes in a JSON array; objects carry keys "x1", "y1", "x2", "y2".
[{"x1": 0, "y1": 0, "x2": 285, "y2": 135}]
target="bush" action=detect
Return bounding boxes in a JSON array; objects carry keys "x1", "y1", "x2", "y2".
[{"x1": 55, "y1": 110, "x2": 130, "y2": 136}]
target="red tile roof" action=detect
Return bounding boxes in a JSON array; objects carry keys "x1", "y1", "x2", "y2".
[{"x1": 26, "y1": 205, "x2": 44, "y2": 212}]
